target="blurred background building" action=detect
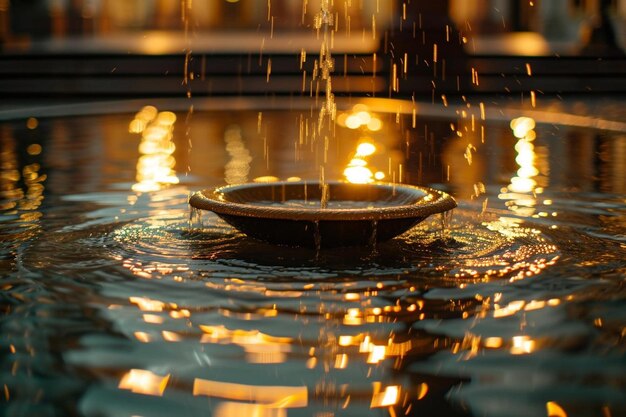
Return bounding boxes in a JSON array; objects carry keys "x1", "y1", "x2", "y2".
[
  {"x1": 1, "y1": 0, "x2": 625, "y2": 98},
  {"x1": 1, "y1": 0, "x2": 625, "y2": 49}
]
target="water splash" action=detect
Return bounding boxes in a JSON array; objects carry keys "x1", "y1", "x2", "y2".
[{"x1": 440, "y1": 209, "x2": 454, "y2": 240}]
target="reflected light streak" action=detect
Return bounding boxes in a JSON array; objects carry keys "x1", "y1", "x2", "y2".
[
  {"x1": 134, "y1": 332, "x2": 152, "y2": 343},
  {"x1": 193, "y1": 378, "x2": 307, "y2": 408},
  {"x1": 510, "y1": 117, "x2": 536, "y2": 139},
  {"x1": 119, "y1": 369, "x2": 170, "y2": 396},
  {"x1": 214, "y1": 402, "x2": 286, "y2": 417},
  {"x1": 501, "y1": 116, "x2": 542, "y2": 216},
  {"x1": 367, "y1": 345, "x2": 387, "y2": 364},
  {"x1": 142, "y1": 314, "x2": 164, "y2": 324},
  {"x1": 199, "y1": 325, "x2": 291, "y2": 364},
  {"x1": 344, "y1": 165, "x2": 374, "y2": 184},
  {"x1": 334, "y1": 353, "x2": 348, "y2": 369},
  {"x1": 254, "y1": 176, "x2": 280, "y2": 183},
  {"x1": 337, "y1": 334, "x2": 415, "y2": 364},
  {"x1": 546, "y1": 401, "x2": 568, "y2": 417},
  {"x1": 129, "y1": 296, "x2": 165, "y2": 312},
  {"x1": 224, "y1": 125, "x2": 252, "y2": 184},
  {"x1": 509, "y1": 117, "x2": 537, "y2": 194},
  {"x1": 0, "y1": 132, "x2": 46, "y2": 215},
  {"x1": 356, "y1": 142, "x2": 376, "y2": 157},
  {"x1": 483, "y1": 337, "x2": 503, "y2": 349},
  {"x1": 371, "y1": 384, "x2": 400, "y2": 408},
  {"x1": 511, "y1": 335, "x2": 536, "y2": 355},
  {"x1": 131, "y1": 107, "x2": 179, "y2": 192},
  {"x1": 493, "y1": 298, "x2": 561, "y2": 318},
  {"x1": 162, "y1": 331, "x2": 182, "y2": 342},
  {"x1": 416, "y1": 383, "x2": 429, "y2": 400},
  {"x1": 343, "y1": 140, "x2": 380, "y2": 184}
]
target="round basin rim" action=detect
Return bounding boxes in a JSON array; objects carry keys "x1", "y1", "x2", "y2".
[{"x1": 189, "y1": 181, "x2": 457, "y2": 221}]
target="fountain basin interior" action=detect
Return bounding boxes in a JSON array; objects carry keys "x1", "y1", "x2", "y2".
[{"x1": 189, "y1": 181, "x2": 457, "y2": 247}]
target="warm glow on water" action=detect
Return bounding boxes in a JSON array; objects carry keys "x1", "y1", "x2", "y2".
[
  {"x1": 199, "y1": 325, "x2": 292, "y2": 364},
  {"x1": 343, "y1": 165, "x2": 374, "y2": 183},
  {"x1": 343, "y1": 140, "x2": 380, "y2": 183},
  {"x1": 253, "y1": 175, "x2": 280, "y2": 183},
  {"x1": 1, "y1": 94, "x2": 624, "y2": 417},
  {"x1": 118, "y1": 369, "x2": 170, "y2": 396},
  {"x1": 129, "y1": 296, "x2": 166, "y2": 312},
  {"x1": 131, "y1": 106, "x2": 179, "y2": 192},
  {"x1": 511, "y1": 117, "x2": 536, "y2": 139},
  {"x1": 371, "y1": 384, "x2": 400, "y2": 407},
  {"x1": 193, "y1": 378, "x2": 307, "y2": 407},
  {"x1": 356, "y1": 142, "x2": 377, "y2": 157},
  {"x1": 546, "y1": 401, "x2": 568, "y2": 417},
  {"x1": 511, "y1": 335, "x2": 537, "y2": 354},
  {"x1": 500, "y1": 116, "x2": 543, "y2": 215}
]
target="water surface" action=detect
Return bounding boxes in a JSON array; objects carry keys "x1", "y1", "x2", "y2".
[{"x1": 1, "y1": 98, "x2": 624, "y2": 417}]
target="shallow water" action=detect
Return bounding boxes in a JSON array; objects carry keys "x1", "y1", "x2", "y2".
[
  {"x1": 245, "y1": 199, "x2": 404, "y2": 209},
  {"x1": 0, "y1": 99, "x2": 625, "y2": 417}
]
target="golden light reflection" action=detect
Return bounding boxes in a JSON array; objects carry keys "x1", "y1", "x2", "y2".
[
  {"x1": 0, "y1": 130, "x2": 46, "y2": 215},
  {"x1": 416, "y1": 383, "x2": 429, "y2": 400},
  {"x1": 334, "y1": 353, "x2": 349, "y2": 369},
  {"x1": 338, "y1": 335, "x2": 357, "y2": 346},
  {"x1": 546, "y1": 401, "x2": 568, "y2": 417},
  {"x1": 493, "y1": 298, "x2": 561, "y2": 318},
  {"x1": 26, "y1": 144, "x2": 42, "y2": 156},
  {"x1": 129, "y1": 296, "x2": 166, "y2": 312},
  {"x1": 142, "y1": 314, "x2": 164, "y2": 324},
  {"x1": 508, "y1": 117, "x2": 537, "y2": 194},
  {"x1": 129, "y1": 106, "x2": 157, "y2": 133},
  {"x1": 343, "y1": 139, "x2": 381, "y2": 184},
  {"x1": 130, "y1": 106, "x2": 179, "y2": 193},
  {"x1": 253, "y1": 175, "x2": 280, "y2": 183},
  {"x1": 199, "y1": 325, "x2": 291, "y2": 364},
  {"x1": 511, "y1": 335, "x2": 536, "y2": 355},
  {"x1": 511, "y1": 117, "x2": 536, "y2": 139},
  {"x1": 356, "y1": 142, "x2": 377, "y2": 157},
  {"x1": 456, "y1": 220, "x2": 559, "y2": 281},
  {"x1": 162, "y1": 330, "x2": 182, "y2": 342},
  {"x1": 193, "y1": 378, "x2": 307, "y2": 408},
  {"x1": 371, "y1": 383, "x2": 400, "y2": 408},
  {"x1": 500, "y1": 116, "x2": 549, "y2": 217},
  {"x1": 214, "y1": 402, "x2": 288, "y2": 417},
  {"x1": 118, "y1": 369, "x2": 170, "y2": 396},
  {"x1": 343, "y1": 293, "x2": 361, "y2": 301},
  {"x1": 367, "y1": 345, "x2": 387, "y2": 364},
  {"x1": 336, "y1": 333, "x2": 415, "y2": 364},
  {"x1": 344, "y1": 164, "x2": 374, "y2": 184},
  {"x1": 26, "y1": 117, "x2": 39, "y2": 130},
  {"x1": 134, "y1": 332, "x2": 152, "y2": 343},
  {"x1": 483, "y1": 337, "x2": 503, "y2": 349},
  {"x1": 337, "y1": 104, "x2": 383, "y2": 132},
  {"x1": 224, "y1": 125, "x2": 252, "y2": 184}
]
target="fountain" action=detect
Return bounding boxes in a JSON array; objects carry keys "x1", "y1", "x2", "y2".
[
  {"x1": 188, "y1": 0, "x2": 456, "y2": 247},
  {"x1": 0, "y1": 2, "x2": 625, "y2": 417},
  {"x1": 189, "y1": 180, "x2": 456, "y2": 247}
]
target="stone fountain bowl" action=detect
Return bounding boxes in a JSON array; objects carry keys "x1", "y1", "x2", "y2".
[{"x1": 189, "y1": 181, "x2": 456, "y2": 248}]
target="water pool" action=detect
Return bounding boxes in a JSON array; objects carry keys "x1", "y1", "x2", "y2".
[{"x1": 0, "y1": 97, "x2": 624, "y2": 417}]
